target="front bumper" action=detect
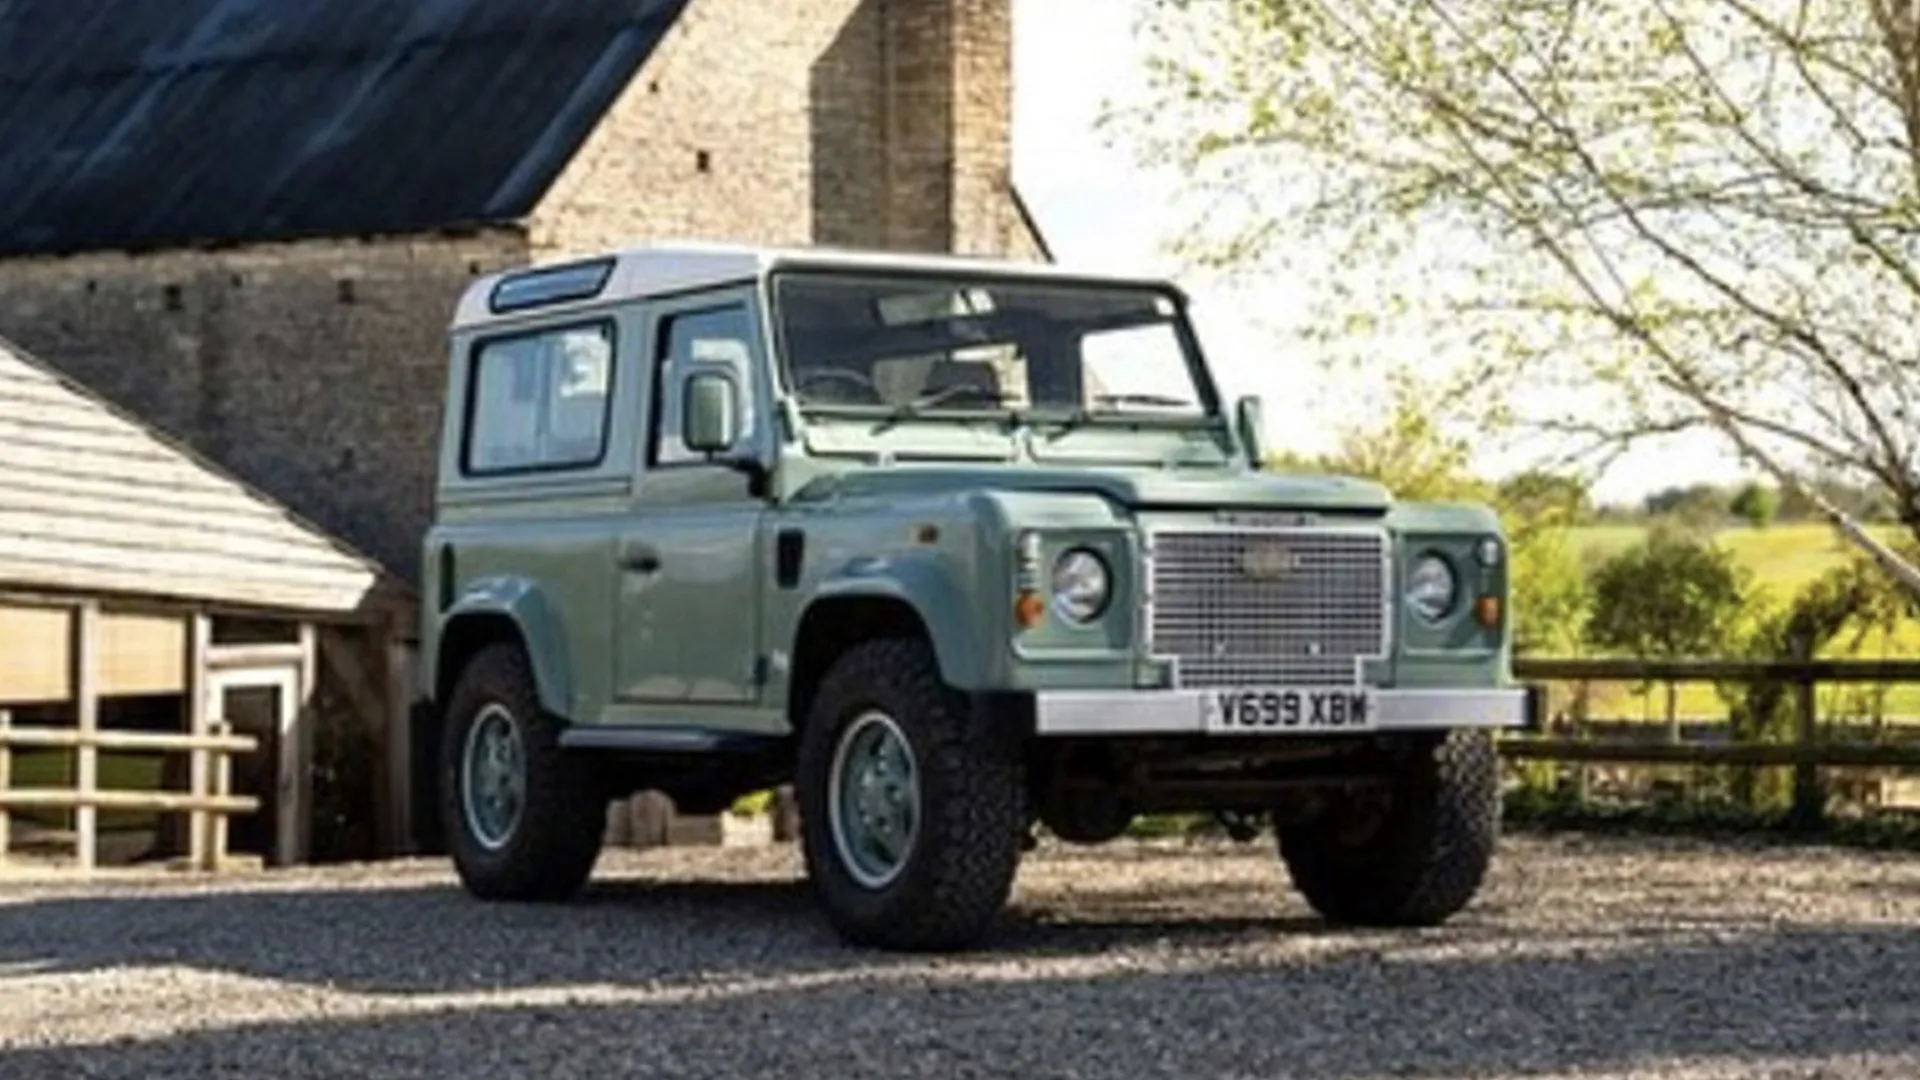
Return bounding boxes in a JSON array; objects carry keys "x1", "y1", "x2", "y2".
[{"x1": 1032, "y1": 685, "x2": 1541, "y2": 737}]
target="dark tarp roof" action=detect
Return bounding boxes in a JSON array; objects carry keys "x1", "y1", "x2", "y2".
[{"x1": 0, "y1": 0, "x2": 689, "y2": 257}]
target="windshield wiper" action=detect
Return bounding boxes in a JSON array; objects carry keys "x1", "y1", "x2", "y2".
[{"x1": 871, "y1": 382, "x2": 1016, "y2": 433}]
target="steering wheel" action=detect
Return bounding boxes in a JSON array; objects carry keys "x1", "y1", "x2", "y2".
[{"x1": 795, "y1": 368, "x2": 880, "y2": 401}]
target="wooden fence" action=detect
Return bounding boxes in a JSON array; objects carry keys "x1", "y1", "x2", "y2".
[
  {"x1": 1507, "y1": 657, "x2": 1920, "y2": 826},
  {"x1": 0, "y1": 708, "x2": 261, "y2": 872}
]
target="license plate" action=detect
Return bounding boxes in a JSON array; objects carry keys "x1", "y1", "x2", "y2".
[{"x1": 1201, "y1": 687, "x2": 1376, "y2": 733}]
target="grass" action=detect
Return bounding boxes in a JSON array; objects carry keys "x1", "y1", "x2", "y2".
[
  {"x1": 1553, "y1": 520, "x2": 1920, "y2": 723},
  {"x1": 7, "y1": 749, "x2": 170, "y2": 831}
]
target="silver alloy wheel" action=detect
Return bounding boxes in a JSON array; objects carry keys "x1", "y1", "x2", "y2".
[
  {"x1": 826, "y1": 709, "x2": 921, "y2": 890},
  {"x1": 461, "y1": 703, "x2": 526, "y2": 852}
]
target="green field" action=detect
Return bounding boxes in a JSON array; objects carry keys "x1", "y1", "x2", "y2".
[
  {"x1": 1555, "y1": 521, "x2": 1920, "y2": 722},
  {"x1": 1567, "y1": 521, "x2": 1911, "y2": 600}
]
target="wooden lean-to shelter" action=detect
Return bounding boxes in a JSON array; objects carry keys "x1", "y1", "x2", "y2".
[{"x1": 0, "y1": 333, "x2": 415, "y2": 872}]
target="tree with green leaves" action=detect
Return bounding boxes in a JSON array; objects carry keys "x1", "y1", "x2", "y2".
[
  {"x1": 1585, "y1": 525, "x2": 1750, "y2": 731},
  {"x1": 1497, "y1": 469, "x2": 1594, "y2": 526},
  {"x1": 1730, "y1": 482, "x2": 1781, "y2": 528},
  {"x1": 1112, "y1": 0, "x2": 1920, "y2": 590}
]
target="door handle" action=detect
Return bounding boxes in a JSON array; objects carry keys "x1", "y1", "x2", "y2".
[{"x1": 619, "y1": 543, "x2": 662, "y2": 573}]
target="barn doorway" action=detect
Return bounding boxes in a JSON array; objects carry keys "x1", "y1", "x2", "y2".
[{"x1": 208, "y1": 663, "x2": 301, "y2": 866}]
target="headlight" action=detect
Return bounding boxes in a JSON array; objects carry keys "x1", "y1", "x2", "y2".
[
  {"x1": 1407, "y1": 554, "x2": 1458, "y2": 622},
  {"x1": 1051, "y1": 548, "x2": 1111, "y2": 623}
]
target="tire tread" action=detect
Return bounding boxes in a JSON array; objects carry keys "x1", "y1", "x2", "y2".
[{"x1": 798, "y1": 637, "x2": 1025, "y2": 951}]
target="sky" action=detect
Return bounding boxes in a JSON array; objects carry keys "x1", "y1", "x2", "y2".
[{"x1": 1005, "y1": 0, "x2": 1749, "y2": 507}]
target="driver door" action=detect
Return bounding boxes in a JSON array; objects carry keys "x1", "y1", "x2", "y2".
[{"x1": 612, "y1": 287, "x2": 772, "y2": 710}]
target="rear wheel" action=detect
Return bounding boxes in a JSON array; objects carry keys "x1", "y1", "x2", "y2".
[
  {"x1": 1275, "y1": 729, "x2": 1500, "y2": 926},
  {"x1": 440, "y1": 642, "x2": 605, "y2": 901},
  {"x1": 797, "y1": 638, "x2": 1026, "y2": 951}
]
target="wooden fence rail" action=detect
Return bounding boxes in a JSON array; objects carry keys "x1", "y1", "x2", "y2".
[
  {"x1": 0, "y1": 709, "x2": 260, "y2": 871},
  {"x1": 1508, "y1": 657, "x2": 1920, "y2": 826}
]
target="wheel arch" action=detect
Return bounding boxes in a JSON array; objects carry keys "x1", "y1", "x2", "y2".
[
  {"x1": 430, "y1": 579, "x2": 576, "y2": 721},
  {"x1": 788, "y1": 592, "x2": 947, "y2": 735}
]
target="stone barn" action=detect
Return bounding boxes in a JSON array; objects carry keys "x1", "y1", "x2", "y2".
[{"x1": 0, "y1": 0, "x2": 1048, "y2": 587}]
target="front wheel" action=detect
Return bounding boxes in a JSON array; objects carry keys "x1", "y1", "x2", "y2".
[
  {"x1": 797, "y1": 638, "x2": 1026, "y2": 951},
  {"x1": 1274, "y1": 728, "x2": 1500, "y2": 927}
]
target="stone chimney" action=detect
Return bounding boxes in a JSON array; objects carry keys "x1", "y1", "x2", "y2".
[{"x1": 882, "y1": 0, "x2": 1014, "y2": 255}]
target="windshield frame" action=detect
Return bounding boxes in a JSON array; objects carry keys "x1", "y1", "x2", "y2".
[{"x1": 761, "y1": 265, "x2": 1228, "y2": 429}]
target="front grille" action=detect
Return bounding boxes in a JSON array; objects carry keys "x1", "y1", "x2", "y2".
[{"x1": 1146, "y1": 528, "x2": 1389, "y2": 688}]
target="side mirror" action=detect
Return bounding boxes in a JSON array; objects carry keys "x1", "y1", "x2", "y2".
[
  {"x1": 683, "y1": 372, "x2": 738, "y2": 454},
  {"x1": 1235, "y1": 394, "x2": 1266, "y2": 467}
]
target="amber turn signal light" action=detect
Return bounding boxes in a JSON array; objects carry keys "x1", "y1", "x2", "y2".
[
  {"x1": 1014, "y1": 590, "x2": 1046, "y2": 629},
  {"x1": 1475, "y1": 596, "x2": 1502, "y2": 627}
]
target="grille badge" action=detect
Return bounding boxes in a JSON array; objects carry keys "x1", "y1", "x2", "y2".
[{"x1": 1239, "y1": 542, "x2": 1304, "y2": 580}]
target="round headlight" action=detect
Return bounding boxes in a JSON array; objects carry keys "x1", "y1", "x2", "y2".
[
  {"x1": 1408, "y1": 554, "x2": 1458, "y2": 622},
  {"x1": 1051, "y1": 548, "x2": 1112, "y2": 623}
]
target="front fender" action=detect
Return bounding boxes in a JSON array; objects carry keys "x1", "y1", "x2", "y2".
[
  {"x1": 433, "y1": 575, "x2": 576, "y2": 719},
  {"x1": 805, "y1": 552, "x2": 993, "y2": 689}
]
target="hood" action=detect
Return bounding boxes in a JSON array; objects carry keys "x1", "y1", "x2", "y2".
[{"x1": 794, "y1": 464, "x2": 1393, "y2": 514}]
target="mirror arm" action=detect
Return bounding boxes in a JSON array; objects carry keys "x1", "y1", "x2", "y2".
[{"x1": 704, "y1": 451, "x2": 771, "y2": 496}]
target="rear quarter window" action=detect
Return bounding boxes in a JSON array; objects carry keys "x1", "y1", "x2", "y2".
[{"x1": 463, "y1": 321, "x2": 616, "y2": 475}]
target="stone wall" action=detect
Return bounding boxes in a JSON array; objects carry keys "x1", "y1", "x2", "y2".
[
  {"x1": 0, "y1": 231, "x2": 531, "y2": 582},
  {"x1": 530, "y1": 0, "x2": 1034, "y2": 260}
]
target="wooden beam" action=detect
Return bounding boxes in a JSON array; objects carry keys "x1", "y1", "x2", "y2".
[
  {"x1": 0, "y1": 790, "x2": 260, "y2": 813},
  {"x1": 187, "y1": 614, "x2": 211, "y2": 872},
  {"x1": 73, "y1": 600, "x2": 98, "y2": 872},
  {"x1": 385, "y1": 639, "x2": 415, "y2": 855},
  {"x1": 212, "y1": 720, "x2": 233, "y2": 867},
  {"x1": 1792, "y1": 655, "x2": 1823, "y2": 828},
  {"x1": 0, "y1": 710, "x2": 10, "y2": 863},
  {"x1": 1499, "y1": 738, "x2": 1920, "y2": 769},
  {"x1": 274, "y1": 623, "x2": 317, "y2": 866},
  {"x1": 207, "y1": 643, "x2": 311, "y2": 671},
  {"x1": 1514, "y1": 657, "x2": 1920, "y2": 683},
  {"x1": 0, "y1": 727, "x2": 257, "y2": 752}
]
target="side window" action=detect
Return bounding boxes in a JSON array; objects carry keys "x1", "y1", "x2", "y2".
[
  {"x1": 653, "y1": 303, "x2": 760, "y2": 466},
  {"x1": 464, "y1": 322, "x2": 615, "y2": 475}
]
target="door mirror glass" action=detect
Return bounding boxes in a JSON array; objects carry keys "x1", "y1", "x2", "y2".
[
  {"x1": 1235, "y1": 394, "x2": 1266, "y2": 467},
  {"x1": 683, "y1": 372, "x2": 738, "y2": 454}
]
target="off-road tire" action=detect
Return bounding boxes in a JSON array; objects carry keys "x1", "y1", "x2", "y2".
[
  {"x1": 797, "y1": 637, "x2": 1026, "y2": 952},
  {"x1": 440, "y1": 642, "x2": 605, "y2": 902},
  {"x1": 1275, "y1": 729, "x2": 1500, "y2": 927}
]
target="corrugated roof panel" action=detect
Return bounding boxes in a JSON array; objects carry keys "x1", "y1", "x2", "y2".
[{"x1": 0, "y1": 0, "x2": 690, "y2": 256}]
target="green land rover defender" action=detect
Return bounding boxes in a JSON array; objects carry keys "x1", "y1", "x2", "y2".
[{"x1": 417, "y1": 243, "x2": 1539, "y2": 951}]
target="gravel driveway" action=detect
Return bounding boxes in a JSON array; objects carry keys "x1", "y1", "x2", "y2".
[{"x1": 2, "y1": 830, "x2": 1919, "y2": 1079}]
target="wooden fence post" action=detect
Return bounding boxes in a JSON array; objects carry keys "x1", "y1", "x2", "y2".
[
  {"x1": 1571, "y1": 680, "x2": 1591, "y2": 806},
  {"x1": 0, "y1": 709, "x2": 11, "y2": 863},
  {"x1": 1790, "y1": 637, "x2": 1824, "y2": 830},
  {"x1": 187, "y1": 615, "x2": 211, "y2": 871},
  {"x1": 212, "y1": 720, "x2": 234, "y2": 869},
  {"x1": 73, "y1": 601, "x2": 99, "y2": 872}
]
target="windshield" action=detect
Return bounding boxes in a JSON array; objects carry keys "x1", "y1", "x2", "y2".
[{"x1": 770, "y1": 271, "x2": 1215, "y2": 421}]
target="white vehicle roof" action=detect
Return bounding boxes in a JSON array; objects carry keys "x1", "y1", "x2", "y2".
[{"x1": 450, "y1": 241, "x2": 1185, "y2": 331}]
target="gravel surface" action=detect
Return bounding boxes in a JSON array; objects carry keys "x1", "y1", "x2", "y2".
[{"x1": 2, "y1": 830, "x2": 1919, "y2": 1079}]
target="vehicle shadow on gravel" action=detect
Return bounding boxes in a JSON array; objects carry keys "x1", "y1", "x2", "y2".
[
  {"x1": 0, "y1": 867, "x2": 1379, "y2": 995},
  {"x1": 4, "y1": 920, "x2": 1919, "y2": 1079}
]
